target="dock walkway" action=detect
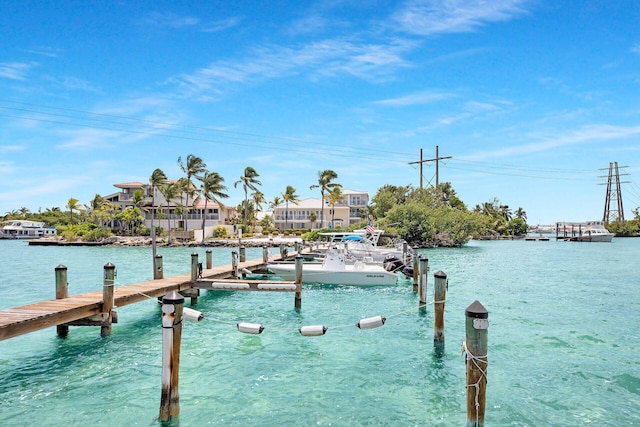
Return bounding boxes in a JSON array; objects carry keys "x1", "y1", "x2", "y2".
[{"x1": 0, "y1": 250, "x2": 303, "y2": 341}]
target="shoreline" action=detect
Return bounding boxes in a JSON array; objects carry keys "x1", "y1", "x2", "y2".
[{"x1": 27, "y1": 235, "x2": 304, "y2": 248}]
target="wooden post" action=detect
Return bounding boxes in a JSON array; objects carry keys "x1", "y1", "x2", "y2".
[
  {"x1": 55, "y1": 264, "x2": 69, "y2": 338},
  {"x1": 206, "y1": 249, "x2": 212, "y2": 270},
  {"x1": 419, "y1": 257, "x2": 428, "y2": 309},
  {"x1": 190, "y1": 252, "x2": 199, "y2": 281},
  {"x1": 279, "y1": 244, "x2": 286, "y2": 259},
  {"x1": 262, "y1": 246, "x2": 269, "y2": 263},
  {"x1": 231, "y1": 251, "x2": 238, "y2": 278},
  {"x1": 239, "y1": 246, "x2": 246, "y2": 262},
  {"x1": 159, "y1": 291, "x2": 184, "y2": 422},
  {"x1": 154, "y1": 254, "x2": 163, "y2": 279},
  {"x1": 101, "y1": 262, "x2": 116, "y2": 337},
  {"x1": 412, "y1": 255, "x2": 419, "y2": 292},
  {"x1": 294, "y1": 255, "x2": 303, "y2": 309},
  {"x1": 433, "y1": 270, "x2": 447, "y2": 355},
  {"x1": 403, "y1": 241, "x2": 409, "y2": 264},
  {"x1": 465, "y1": 300, "x2": 488, "y2": 427}
]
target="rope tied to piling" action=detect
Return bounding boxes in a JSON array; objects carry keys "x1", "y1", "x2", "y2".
[{"x1": 462, "y1": 341, "x2": 488, "y2": 426}]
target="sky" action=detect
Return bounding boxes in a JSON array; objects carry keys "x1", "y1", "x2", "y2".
[{"x1": 1, "y1": 0, "x2": 640, "y2": 225}]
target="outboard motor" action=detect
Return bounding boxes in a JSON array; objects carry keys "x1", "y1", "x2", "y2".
[
  {"x1": 383, "y1": 254, "x2": 404, "y2": 272},
  {"x1": 401, "y1": 265, "x2": 414, "y2": 278}
]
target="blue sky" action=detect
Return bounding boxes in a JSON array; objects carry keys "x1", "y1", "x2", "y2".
[{"x1": 2, "y1": 0, "x2": 640, "y2": 225}]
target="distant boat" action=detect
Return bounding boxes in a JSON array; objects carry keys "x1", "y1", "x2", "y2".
[
  {"x1": 0, "y1": 220, "x2": 57, "y2": 239},
  {"x1": 267, "y1": 250, "x2": 399, "y2": 286},
  {"x1": 556, "y1": 221, "x2": 613, "y2": 242}
]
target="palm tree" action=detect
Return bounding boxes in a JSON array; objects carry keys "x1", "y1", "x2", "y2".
[
  {"x1": 66, "y1": 198, "x2": 81, "y2": 224},
  {"x1": 269, "y1": 196, "x2": 282, "y2": 211},
  {"x1": 198, "y1": 171, "x2": 229, "y2": 234},
  {"x1": 310, "y1": 169, "x2": 341, "y2": 229},
  {"x1": 328, "y1": 186, "x2": 343, "y2": 229},
  {"x1": 234, "y1": 167, "x2": 262, "y2": 232},
  {"x1": 148, "y1": 168, "x2": 167, "y2": 251},
  {"x1": 252, "y1": 190, "x2": 266, "y2": 213},
  {"x1": 177, "y1": 155, "x2": 206, "y2": 231},
  {"x1": 159, "y1": 182, "x2": 180, "y2": 243},
  {"x1": 514, "y1": 207, "x2": 527, "y2": 222},
  {"x1": 282, "y1": 185, "x2": 300, "y2": 230}
]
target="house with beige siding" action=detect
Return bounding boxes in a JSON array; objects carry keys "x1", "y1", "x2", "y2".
[{"x1": 272, "y1": 189, "x2": 369, "y2": 231}]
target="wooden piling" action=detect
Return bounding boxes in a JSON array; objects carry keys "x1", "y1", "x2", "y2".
[
  {"x1": 154, "y1": 254, "x2": 163, "y2": 279},
  {"x1": 239, "y1": 246, "x2": 246, "y2": 262},
  {"x1": 101, "y1": 262, "x2": 116, "y2": 337},
  {"x1": 465, "y1": 300, "x2": 488, "y2": 427},
  {"x1": 55, "y1": 264, "x2": 69, "y2": 338},
  {"x1": 294, "y1": 255, "x2": 303, "y2": 309},
  {"x1": 206, "y1": 249, "x2": 212, "y2": 269},
  {"x1": 433, "y1": 270, "x2": 447, "y2": 355},
  {"x1": 262, "y1": 246, "x2": 269, "y2": 263},
  {"x1": 159, "y1": 291, "x2": 184, "y2": 422},
  {"x1": 412, "y1": 255, "x2": 419, "y2": 292},
  {"x1": 418, "y1": 257, "x2": 428, "y2": 309},
  {"x1": 231, "y1": 251, "x2": 238, "y2": 278}
]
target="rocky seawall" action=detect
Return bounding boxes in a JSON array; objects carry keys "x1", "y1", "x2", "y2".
[{"x1": 28, "y1": 236, "x2": 304, "y2": 248}]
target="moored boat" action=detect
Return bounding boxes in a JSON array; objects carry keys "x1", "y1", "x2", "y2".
[
  {"x1": 267, "y1": 250, "x2": 399, "y2": 286},
  {"x1": 0, "y1": 220, "x2": 57, "y2": 239}
]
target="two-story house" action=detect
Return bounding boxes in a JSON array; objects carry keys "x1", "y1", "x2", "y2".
[
  {"x1": 104, "y1": 181, "x2": 237, "y2": 238},
  {"x1": 272, "y1": 189, "x2": 369, "y2": 231}
]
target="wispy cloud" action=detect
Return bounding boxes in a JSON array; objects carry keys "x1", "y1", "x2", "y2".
[
  {"x1": 373, "y1": 90, "x2": 454, "y2": 106},
  {"x1": 140, "y1": 12, "x2": 240, "y2": 33},
  {"x1": 466, "y1": 123, "x2": 640, "y2": 161},
  {"x1": 170, "y1": 37, "x2": 415, "y2": 97},
  {"x1": 0, "y1": 62, "x2": 38, "y2": 80},
  {"x1": 392, "y1": 0, "x2": 529, "y2": 36},
  {"x1": 22, "y1": 47, "x2": 62, "y2": 58}
]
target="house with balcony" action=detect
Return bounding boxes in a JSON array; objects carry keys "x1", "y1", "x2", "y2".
[
  {"x1": 103, "y1": 181, "x2": 237, "y2": 238},
  {"x1": 272, "y1": 189, "x2": 369, "y2": 231}
]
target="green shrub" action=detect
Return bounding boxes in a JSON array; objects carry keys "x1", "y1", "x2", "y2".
[
  {"x1": 213, "y1": 226, "x2": 229, "y2": 238},
  {"x1": 84, "y1": 227, "x2": 112, "y2": 242}
]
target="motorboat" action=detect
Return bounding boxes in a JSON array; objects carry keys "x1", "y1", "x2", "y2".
[
  {"x1": 316, "y1": 229, "x2": 414, "y2": 263},
  {"x1": 573, "y1": 222, "x2": 614, "y2": 242},
  {"x1": 267, "y1": 250, "x2": 399, "y2": 286},
  {"x1": 0, "y1": 220, "x2": 57, "y2": 239}
]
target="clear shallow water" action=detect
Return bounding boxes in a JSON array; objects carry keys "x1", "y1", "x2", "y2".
[{"x1": 1, "y1": 239, "x2": 639, "y2": 426}]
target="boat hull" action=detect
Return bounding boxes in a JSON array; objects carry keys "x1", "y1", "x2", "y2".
[{"x1": 267, "y1": 263, "x2": 398, "y2": 286}]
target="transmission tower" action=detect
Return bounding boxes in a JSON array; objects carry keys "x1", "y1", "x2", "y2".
[{"x1": 600, "y1": 162, "x2": 627, "y2": 224}]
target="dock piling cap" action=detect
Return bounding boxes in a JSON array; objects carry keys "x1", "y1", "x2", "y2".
[
  {"x1": 465, "y1": 300, "x2": 488, "y2": 319},
  {"x1": 434, "y1": 270, "x2": 447, "y2": 278},
  {"x1": 162, "y1": 291, "x2": 185, "y2": 304}
]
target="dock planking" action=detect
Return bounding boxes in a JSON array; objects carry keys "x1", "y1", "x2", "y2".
[{"x1": 0, "y1": 249, "x2": 302, "y2": 341}]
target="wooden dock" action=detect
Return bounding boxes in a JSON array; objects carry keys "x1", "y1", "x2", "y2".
[{"x1": 0, "y1": 248, "x2": 304, "y2": 342}]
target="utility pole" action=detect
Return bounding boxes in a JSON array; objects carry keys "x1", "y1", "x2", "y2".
[
  {"x1": 599, "y1": 162, "x2": 628, "y2": 224},
  {"x1": 408, "y1": 145, "x2": 452, "y2": 189}
]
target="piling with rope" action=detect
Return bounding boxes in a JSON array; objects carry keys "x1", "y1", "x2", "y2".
[
  {"x1": 159, "y1": 291, "x2": 184, "y2": 422},
  {"x1": 55, "y1": 264, "x2": 69, "y2": 338},
  {"x1": 412, "y1": 255, "x2": 419, "y2": 292},
  {"x1": 464, "y1": 300, "x2": 488, "y2": 427}
]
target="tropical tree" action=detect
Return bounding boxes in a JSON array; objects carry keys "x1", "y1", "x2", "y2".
[
  {"x1": 148, "y1": 168, "x2": 167, "y2": 237},
  {"x1": 282, "y1": 185, "x2": 300, "y2": 230},
  {"x1": 234, "y1": 167, "x2": 261, "y2": 232},
  {"x1": 269, "y1": 196, "x2": 282, "y2": 211},
  {"x1": 198, "y1": 171, "x2": 229, "y2": 234},
  {"x1": 514, "y1": 207, "x2": 527, "y2": 221},
  {"x1": 308, "y1": 211, "x2": 317, "y2": 229},
  {"x1": 328, "y1": 186, "x2": 343, "y2": 229},
  {"x1": 310, "y1": 169, "x2": 341, "y2": 229},
  {"x1": 159, "y1": 181, "x2": 180, "y2": 243},
  {"x1": 177, "y1": 154, "x2": 206, "y2": 231},
  {"x1": 66, "y1": 198, "x2": 82, "y2": 224},
  {"x1": 252, "y1": 191, "x2": 266, "y2": 213}
]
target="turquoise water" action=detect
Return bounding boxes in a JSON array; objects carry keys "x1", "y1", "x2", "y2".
[{"x1": 1, "y1": 239, "x2": 639, "y2": 426}]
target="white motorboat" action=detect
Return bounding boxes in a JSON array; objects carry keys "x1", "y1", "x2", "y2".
[
  {"x1": 317, "y1": 229, "x2": 414, "y2": 263},
  {"x1": 0, "y1": 220, "x2": 57, "y2": 239},
  {"x1": 574, "y1": 222, "x2": 614, "y2": 242},
  {"x1": 267, "y1": 251, "x2": 399, "y2": 286}
]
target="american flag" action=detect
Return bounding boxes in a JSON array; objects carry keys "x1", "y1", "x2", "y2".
[{"x1": 366, "y1": 220, "x2": 375, "y2": 234}]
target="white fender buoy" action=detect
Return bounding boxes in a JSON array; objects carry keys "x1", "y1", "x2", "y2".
[
  {"x1": 356, "y1": 315, "x2": 386, "y2": 330},
  {"x1": 183, "y1": 307, "x2": 204, "y2": 322},
  {"x1": 299, "y1": 325, "x2": 327, "y2": 336},
  {"x1": 237, "y1": 322, "x2": 265, "y2": 334}
]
